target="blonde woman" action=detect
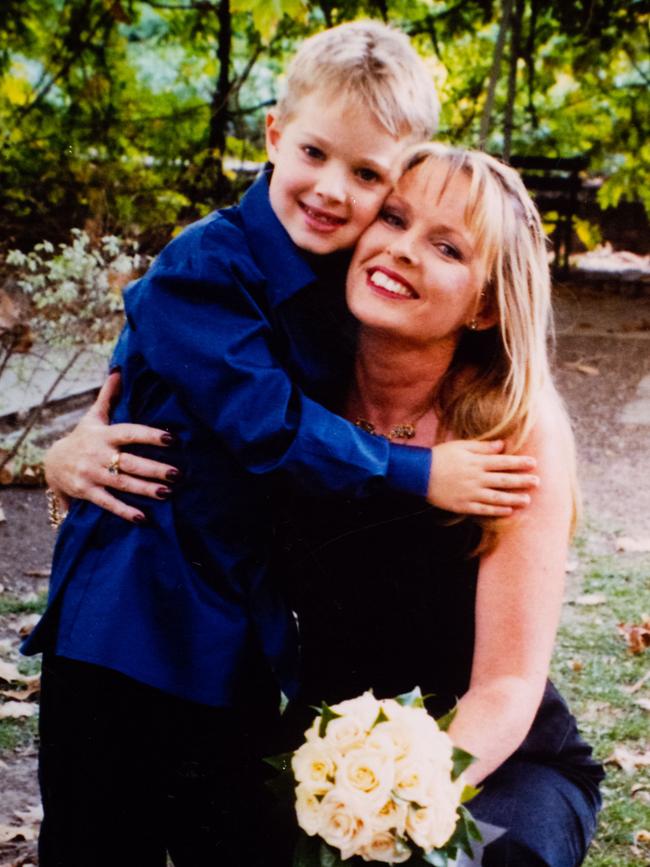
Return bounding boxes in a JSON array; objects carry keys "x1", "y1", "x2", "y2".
[{"x1": 42, "y1": 145, "x2": 603, "y2": 864}]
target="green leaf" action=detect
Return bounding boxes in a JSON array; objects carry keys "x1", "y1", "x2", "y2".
[
  {"x1": 292, "y1": 831, "x2": 321, "y2": 867},
  {"x1": 444, "y1": 805, "x2": 482, "y2": 859},
  {"x1": 372, "y1": 706, "x2": 389, "y2": 727},
  {"x1": 319, "y1": 840, "x2": 345, "y2": 867},
  {"x1": 435, "y1": 705, "x2": 457, "y2": 732},
  {"x1": 395, "y1": 686, "x2": 426, "y2": 708},
  {"x1": 451, "y1": 746, "x2": 475, "y2": 781},
  {"x1": 460, "y1": 783, "x2": 482, "y2": 804},
  {"x1": 264, "y1": 751, "x2": 294, "y2": 772},
  {"x1": 461, "y1": 805, "x2": 483, "y2": 842},
  {"x1": 317, "y1": 702, "x2": 342, "y2": 738},
  {"x1": 420, "y1": 849, "x2": 448, "y2": 866},
  {"x1": 265, "y1": 766, "x2": 295, "y2": 803}
]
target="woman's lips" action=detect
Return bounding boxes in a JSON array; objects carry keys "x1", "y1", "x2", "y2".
[
  {"x1": 367, "y1": 267, "x2": 418, "y2": 299},
  {"x1": 299, "y1": 201, "x2": 347, "y2": 233}
]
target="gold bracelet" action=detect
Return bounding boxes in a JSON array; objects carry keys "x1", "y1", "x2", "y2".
[{"x1": 46, "y1": 488, "x2": 68, "y2": 529}]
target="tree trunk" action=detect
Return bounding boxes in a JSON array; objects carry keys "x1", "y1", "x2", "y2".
[
  {"x1": 503, "y1": 0, "x2": 524, "y2": 161},
  {"x1": 478, "y1": 0, "x2": 515, "y2": 150},
  {"x1": 207, "y1": 0, "x2": 232, "y2": 200}
]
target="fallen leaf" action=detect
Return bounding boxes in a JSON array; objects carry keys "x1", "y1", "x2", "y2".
[
  {"x1": 564, "y1": 361, "x2": 600, "y2": 376},
  {"x1": 633, "y1": 829, "x2": 650, "y2": 844},
  {"x1": 568, "y1": 659, "x2": 584, "y2": 672},
  {"x1": 0, "y1": 822, "x2": 38, "y2": 843},
  {"x1": 635, "y1": 698, "x2": 650, "y2": 712},
  {"x1": 605, "y1": 745, "x2": 650, "y2": 774},
  {"x1": 618, "y1": 620, "x2": 650, "y2": 654},
  {"x1": 0, "y1": 701, "x2": 37, "y2": 719},
  {"x1": 23, "y1": 569, "x2": 50, "y2": 578},
  {"x1": 0, "y1": 660, "x2": 39, "y2": 686},
  {"x1": 624, "y1": 671, "x2": 650, "y2": 694},
  {"x1": 14, "y1": 804, "x2": 43, "y2": 825},
  {"x1": 0, "y1": 682, "x2": 40, "y2": 701},
  {"x1": 17, "y1": 613, "x2": 40, "y2": 638},
  {"x1": 576, "y1": 593, "x2": 607, "y2": 606},
  {"x1": 616, "y1": 536, "x2": 650, "y2": 553}
]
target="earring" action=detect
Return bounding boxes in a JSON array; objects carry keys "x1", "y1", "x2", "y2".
[{"x1": 468, "y1": 318, "x2": 478, "y2": 331}]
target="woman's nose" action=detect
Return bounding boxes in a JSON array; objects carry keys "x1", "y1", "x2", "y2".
[{"x1": 386, "y1": 234, "x2": 419, "y2": 265}]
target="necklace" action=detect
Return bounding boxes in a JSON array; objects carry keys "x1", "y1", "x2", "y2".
[{"x1": 354, "y1": 417, "x2": 419, "y2": 441}]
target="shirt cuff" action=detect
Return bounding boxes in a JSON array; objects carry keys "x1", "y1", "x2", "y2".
[{"x1": 386, "y1": 443, "x2": 431, "y2": 497}]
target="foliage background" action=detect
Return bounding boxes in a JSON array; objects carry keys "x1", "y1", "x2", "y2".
[{"x1": 2, "y1": 0, "x2": 649, "y2": 253}]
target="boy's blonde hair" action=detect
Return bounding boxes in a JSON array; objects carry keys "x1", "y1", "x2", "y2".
[
  {"x1": 274, "y1": 21, "x2": 439, "y2": 141},
  {"x1": 399, "y1": 143, "x2": 578, "y2": 541}
]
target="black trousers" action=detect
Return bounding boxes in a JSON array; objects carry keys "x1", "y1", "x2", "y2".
[{"x1": 38, "y1": 654, "x2": 282, "y2": 867}]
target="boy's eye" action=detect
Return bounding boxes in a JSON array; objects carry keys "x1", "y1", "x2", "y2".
[
  {"x1": 302, "y1": 145, "x2": 325, "y2": 160},
  {"x1": 356, "y1": 167, "x2": 381, "y2": 183},
  {"x1": 380, "y1": 208, "x2": 405, "y2": 229}
]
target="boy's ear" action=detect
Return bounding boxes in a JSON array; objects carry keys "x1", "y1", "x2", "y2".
[{"x1": 265, "y1": 111, "x2": 282, "y2": 162}]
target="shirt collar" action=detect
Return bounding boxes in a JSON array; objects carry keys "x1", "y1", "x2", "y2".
[{"x1": 238, "y1": 167, "x2": 317, "y2": 307}]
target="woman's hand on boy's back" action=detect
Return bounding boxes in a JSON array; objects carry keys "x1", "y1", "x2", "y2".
[
  {"x1": 44, "y1": 372, "x2": 180, "y2": 523},
  {"x1": 427, "y1": 439, "x2": 539, "y2": 516}
]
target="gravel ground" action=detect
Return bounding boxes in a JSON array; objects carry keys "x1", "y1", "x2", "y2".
[{"x1": 0, "y1": 280, "x2": 649, "y2": 865}]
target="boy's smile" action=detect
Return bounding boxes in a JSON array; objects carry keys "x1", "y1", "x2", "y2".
[{"x1": 266, "y1": 92, "x2": 408, "y2": 255}]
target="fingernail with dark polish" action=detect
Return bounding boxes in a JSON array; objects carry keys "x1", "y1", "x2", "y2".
[
  {"x1": 161, "y1": 433, "x2": 177, "y2": 446},
  {"x1": 133, "y1": 513, "x2": 148, "y2": 524},
  {"x1": 109, "y1": 364, "x2": 122, "y2": 374},
  {"x1": 156, "y1": 486, "x2": 172, "y2": 500},
  {"x1": 166, "y1": 468, "x2": 182, "y2": 482}
]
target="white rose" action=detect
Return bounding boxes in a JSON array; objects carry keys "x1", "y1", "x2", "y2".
[
  {"x1": 337, "y1": 746, "x2": 395, "y2": 806},
  {"x1": 331, "y1": 691, "x2": 381, "y2": 732},
  {"x1": 295, "y1": 783, "x2": 325, "y2": 837},
  {"x1": 304, "y1": 716, "x2": 322, "y2": 742},
  {"x1": 292, "y1": 739, "x2": 337, "y2": 792},
  {"x1": 359, "y1": 830, "x2": 412, "y2": 863},
  {"x1": 323, "y1": 713, "x2": 368, "y2": 754},
  {"x1": 394, "y1": 758, "x2": 437, "y2": 806},
  {"x1": 367, "y1": 718, "x2": 414, "y2": 763},
  {"x1": 371, "y1": 797, "x2": 408, "y2": 836},
  {"x1": 319, "y1": 787, "x2": 373, "y2": 860},
  {"x1": 405, "y1": 777, "x2": 462, "y2": 851}
]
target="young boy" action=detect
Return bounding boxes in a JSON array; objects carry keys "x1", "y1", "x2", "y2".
[{"x1": 27, "y1": 21, "x2": 536, "y2": 867}]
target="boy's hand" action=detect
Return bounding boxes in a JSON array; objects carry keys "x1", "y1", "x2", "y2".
[{"x1": 427, "y1": 440, "x2": 539, "y2": 516}]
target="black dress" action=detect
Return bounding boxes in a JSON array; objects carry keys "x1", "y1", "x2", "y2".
[{"x1": 273, "y1": 492, "x2": 604, "y2": 866}]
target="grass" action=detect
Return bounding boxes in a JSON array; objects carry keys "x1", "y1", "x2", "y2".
[
  {"x1": 0, "y1": 715, "x2": 38, "y2": 752},
  {"x1": 0, "y1": 591, "x2": 48, "y2": 616},
  {"x1": 551, "y1": 537, "x2": 650, "y2": 866}
]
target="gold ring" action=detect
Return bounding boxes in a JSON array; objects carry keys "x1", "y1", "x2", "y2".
[{"x1": 107, "y1": 451, "x2": 121, "y2": 476}]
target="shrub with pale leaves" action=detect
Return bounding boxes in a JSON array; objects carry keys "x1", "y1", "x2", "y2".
[{"x1": 5, "y1": 230, "x2": 149, "y2": 347}]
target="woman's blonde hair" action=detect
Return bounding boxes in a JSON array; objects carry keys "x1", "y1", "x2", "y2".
[{"x1": 400, "y1": 143, "x2": 578, "y2": 540}]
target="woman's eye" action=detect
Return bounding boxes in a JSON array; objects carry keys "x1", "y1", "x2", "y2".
[
  {"x1": 356, "y1": 167, "x2": 380, "y2": 183},
  {"x1": 380, "y1": 209, "x2": 405, "y2": 228},
  {"x1": 302, "y1": 145, "x2": 325, "y2": 160},
  {"x1": 437, "y1": 242, "x2": 462, "y2": 260}
]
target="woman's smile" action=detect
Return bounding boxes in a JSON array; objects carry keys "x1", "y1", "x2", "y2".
[{"x1": 367, "y1": 266, "x2": 419, "y2": 300}]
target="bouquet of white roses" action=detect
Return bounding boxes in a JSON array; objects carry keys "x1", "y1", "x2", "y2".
[{"x1": 269, "y1": 688, "x2": 482, "y2": 866}]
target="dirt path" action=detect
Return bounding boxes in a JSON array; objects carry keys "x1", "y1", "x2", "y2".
[{"x1": 0, "y1": 281, "x2": 649, "y2": 865}]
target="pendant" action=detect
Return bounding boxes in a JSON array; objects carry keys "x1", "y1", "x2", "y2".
[{"x1": 354, "y1": 418, "x2": 417, "y2": 440}]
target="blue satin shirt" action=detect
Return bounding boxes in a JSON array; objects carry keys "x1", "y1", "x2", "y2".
[{"x1": 23, "y1": 171, "x2": 432, "y2": 706}]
